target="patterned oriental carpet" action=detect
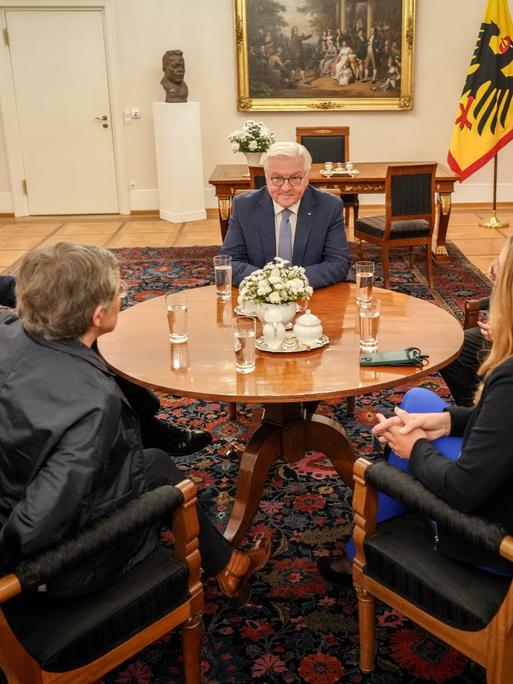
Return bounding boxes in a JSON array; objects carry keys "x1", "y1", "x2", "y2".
[{"x1": 101, "y1": 243, "x2": 491, "y2": 684}]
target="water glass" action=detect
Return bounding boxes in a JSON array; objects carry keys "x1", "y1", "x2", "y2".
[
  {"x1": 213, "y1": 255, "x2": 232, "y2": 301},
  {"x1": 233, "y1": 316, "x2": 256, "y2": 373},
  {"x1": 359, "y1": 299, "x2": 381, "y2": 352},
  {"x1": 166, "y1": 292, "x2": 188, "y2": 343},
  {"x1": 355, "y1": 261, "x2": 375, "y2": 305}
]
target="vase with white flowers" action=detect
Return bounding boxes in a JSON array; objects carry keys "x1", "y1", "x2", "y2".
[
  {"x1": 238, "y1": 258, "x2": 313, "y2": 327},
  {"x1": 228, "y1": 120, "x2": 275, "y2": 167}
]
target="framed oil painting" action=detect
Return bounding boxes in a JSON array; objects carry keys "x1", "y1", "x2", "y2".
[{"x1": 234, "y1": 0, "x2": 415, "y2": 111}]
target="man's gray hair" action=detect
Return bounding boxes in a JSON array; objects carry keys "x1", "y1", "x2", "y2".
[
  {"x1": 17, "y1": 242, "x2": 120, "y2": 340},
  {"x1": 261, "y1": 142, "x2": 312, "y2": 172}
]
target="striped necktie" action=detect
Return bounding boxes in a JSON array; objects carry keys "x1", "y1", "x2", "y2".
[{"x1": 277, "y1": 208, "x2": 292, "y2": 263}]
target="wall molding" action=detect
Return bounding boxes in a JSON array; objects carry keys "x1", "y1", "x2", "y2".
[{"x1": 2, "y1": 183, "x2": 512, "y2": 215}]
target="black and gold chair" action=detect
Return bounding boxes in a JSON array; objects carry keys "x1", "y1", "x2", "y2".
[
  {"x1": 296, "y1": 125, "x2": 359, "y2": 228},
  {"x1": 0, "y1": 481, "x2": 203, "y2": 684},
  {"x1": 354, "y1": 163, "x2": 437, "y2": 289},
  {"x1": 352, "y1": 458, "x2": 513, "y2": 684}
]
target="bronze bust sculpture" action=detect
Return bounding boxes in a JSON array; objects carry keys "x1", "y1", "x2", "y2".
[{"x1": 161, "y1": 49, "x2": 188, "y2": 103}]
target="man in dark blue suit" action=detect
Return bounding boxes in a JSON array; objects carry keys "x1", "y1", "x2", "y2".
[{"x1": 221, "y1": 142, "x2": 351, "y2": 289}]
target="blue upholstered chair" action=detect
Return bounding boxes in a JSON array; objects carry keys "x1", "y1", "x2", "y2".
[
  {"x1": 354, "y1": 163, "x2": 437, "y2": 289},
  {"x1": 0, "y1": 482, "x2": 203, "y2": 684},
  {"x1": 352, "y1": 458, "x2": 513, "y2": 683}
]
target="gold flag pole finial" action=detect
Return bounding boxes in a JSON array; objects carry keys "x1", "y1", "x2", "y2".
[{"x1": 479, "y1": 154, "x2": 509, "y2": 229}]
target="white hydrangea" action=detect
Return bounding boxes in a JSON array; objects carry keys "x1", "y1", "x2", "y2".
[
  {"x1": 238, "y1": 257, "x2": 312, "y2": 308},
  {"x1": 227, "y1": 119, "x2": 276, "y2": 154}
]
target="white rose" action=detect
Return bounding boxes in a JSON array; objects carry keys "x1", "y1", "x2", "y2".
[
  {"x1": 274, "y1": 282, "x2": 283, "y2": 290},
  {"x1": 269, "y1": 291, "x2": 281, "y2": 303},
  {"x1": 248, "y1": 140, "x2": 258, "y2": 151}
]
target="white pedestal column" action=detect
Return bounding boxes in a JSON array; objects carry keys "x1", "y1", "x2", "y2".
[{"x1": 152, "y1": 102, "x2": 206, "y2": 223}]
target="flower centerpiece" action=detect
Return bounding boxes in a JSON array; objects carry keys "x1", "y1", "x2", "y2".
[
  {"x1": 238, "y1": 258, "x2": 313, "y2": 326},
  {"x1": 228, "y1": 120, "x2": 275, "y2": 166}
]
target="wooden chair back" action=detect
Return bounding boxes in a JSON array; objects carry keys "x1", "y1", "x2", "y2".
[
  {"x1": 295, "y1": 126, "x2": 350, "y2": 164},
  {"x1": 352, "y1": 458, "x2": 513, "y2": 683},
  {"x1": 0, "y1": 481, "x2": 203, "y2": 684}
]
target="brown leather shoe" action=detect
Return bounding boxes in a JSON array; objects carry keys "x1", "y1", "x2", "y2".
[{"x1": 216, "y1": 537, "x2": 271, "y2": 606}]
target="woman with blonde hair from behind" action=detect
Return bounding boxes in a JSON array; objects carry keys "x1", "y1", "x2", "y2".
[{"x1": 319, "y1": 235, "x2": 513, "y2": 583}]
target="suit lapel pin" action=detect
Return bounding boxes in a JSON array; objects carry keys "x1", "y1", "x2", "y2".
[{"x1": 307, "y1": 212, "x2": 312, "y2": 216}]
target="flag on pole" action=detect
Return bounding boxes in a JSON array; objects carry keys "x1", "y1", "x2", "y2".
[{"x1": 448, "y1": 0, "x2": 513, "y2": 180}]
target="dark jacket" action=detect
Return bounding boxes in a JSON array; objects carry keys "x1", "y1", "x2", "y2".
[
  {"x1": 410, "y1": 357, "x2": 513, "y2": 572},
  {"x1": 0, "y1": 312, "x2": 156, "y2": 596},
  {"x1": 221, "y1": 184, "x2": 350, "y2": 289}
]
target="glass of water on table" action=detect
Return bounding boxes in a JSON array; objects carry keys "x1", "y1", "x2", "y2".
[
  {"x1": 213, "y1": 255, "x2": 232, "y2": 301},
  {"x1": 355, "y1": 261, "x2": 375, "y2": 306},
  {"x1": 233, "y1": 316, "x2": 256, "y2": 373}
]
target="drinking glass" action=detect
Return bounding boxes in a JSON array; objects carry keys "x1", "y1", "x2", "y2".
[
  {"x1": 233, "y1": 316, "x2": 256, "y2": 373},
  {"x1": 213, "y1": 255, "x2": 232, "y2": 301},
  {"x1": 355, "y1": 261, "x2": 375, "y2": 305},
  {"x1": 359, "y1": 299, "x2": 381, "y2": 352},
  {"x1": 166, "y1": 292, "x2": 188, "y2": 343}
]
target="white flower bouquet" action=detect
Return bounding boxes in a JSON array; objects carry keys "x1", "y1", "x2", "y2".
[
  {"x1": 228, "y1": 120, "x2": 275, "y2": 153},
  {"x1": 238, "y1": 258, "x2": 313, "y2": 307}
]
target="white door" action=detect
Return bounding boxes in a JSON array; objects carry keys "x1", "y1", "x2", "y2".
[{"x1": 5, "y1": 9, "x2": 118, "y2": 214}]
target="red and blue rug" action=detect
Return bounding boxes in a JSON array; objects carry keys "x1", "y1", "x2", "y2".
[{"x1": 103, "y1": 243, "x2": 491, "y2": 684}]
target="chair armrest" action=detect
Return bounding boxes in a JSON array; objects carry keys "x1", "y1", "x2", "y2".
[
  {"x1": 463, "y1": 297, "x2": 490, "y2": 330},
  {"x1": 353, "y1": 458, "x2": 513, "y2": 561},
  {"x1": 11, "y1": 481, "x2": 196, "y2": 593}
]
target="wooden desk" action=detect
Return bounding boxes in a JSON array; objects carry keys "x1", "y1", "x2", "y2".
[
  {"x1": 99, "y1": 283, "x2": 463, "y2": 545},
  {"x1": 208, "y1": 162, "x2": 458, "y2": 263}
]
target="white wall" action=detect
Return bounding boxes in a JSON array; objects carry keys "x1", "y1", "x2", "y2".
[{"x1": 0, "y1": 0, "x2": 510, "y2": 212}]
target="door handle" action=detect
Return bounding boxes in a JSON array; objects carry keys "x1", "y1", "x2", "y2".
[{"x1": 95, "y1": 115, "x2": 109, "y2": 128}]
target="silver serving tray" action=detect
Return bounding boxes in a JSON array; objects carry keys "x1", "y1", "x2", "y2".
[
  {"x1": 256, "y1": 333, "x2": 329, "y2": 353},
  {"x1": 320, "y1": 168, "x2": 360, "y2": 177},
  {"x1": 234, "y1": 306, "x2": 259, "y2": 318}
]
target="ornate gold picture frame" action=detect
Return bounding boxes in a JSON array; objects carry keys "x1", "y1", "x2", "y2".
[{"x1": 234, "y1": 0, "x2": 415, "y2": 112}]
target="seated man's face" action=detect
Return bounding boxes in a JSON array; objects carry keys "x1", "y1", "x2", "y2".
[{"x1": 265, "y1": 155, "x2": 309, "y2": 208}]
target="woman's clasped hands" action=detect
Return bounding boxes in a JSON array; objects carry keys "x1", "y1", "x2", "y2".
[{"x1": 371, "y1": 408, "x2": 451, "y2": 459}]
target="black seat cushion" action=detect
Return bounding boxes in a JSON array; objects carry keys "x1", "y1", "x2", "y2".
[
  {"x1": 355, "y1": 215, "x2": 430, "y2": 239},
  {"x1": 3, "y1": 546, "x2": 189, "y2": 672},
  {"x1": 364, "y1": 513, "x2": 511, "y2": 631}
]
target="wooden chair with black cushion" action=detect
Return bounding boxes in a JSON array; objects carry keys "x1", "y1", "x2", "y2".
[
  {"x1": 248, "y1": 165, "x2": 266, "y2": 189},
  {"x1": 0, "y1": 481, "x2": 203, "y2": 684},
  {"x1": 464, "y1": 296, "x2": 490, "y2": 330},
  {"x1": 296, "y1": 125, "x2": 359, "y2": 228},
  {"x1": 352, "y1": 458, "x2": 513, "y2": 683},
  {"x1": 354, "y1": 163, "x2": 437, "y2": 289}
]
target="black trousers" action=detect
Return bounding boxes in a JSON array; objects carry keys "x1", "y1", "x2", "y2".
[
  {"x1": 0, "y1": 276, "x2": 16, "y2": 308},
  {"x1": 143, "y1": 448, "x2": 232, "y2": 576},
  {"x1": 440, "y1": 326, "x2": 491, "y2": 406}
]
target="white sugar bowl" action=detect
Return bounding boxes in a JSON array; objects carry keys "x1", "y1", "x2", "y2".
[{"x1": 293, "y1": 309, "x2": 323, "y2": 345}]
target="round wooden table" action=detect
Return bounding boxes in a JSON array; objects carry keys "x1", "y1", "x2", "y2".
[{"x1": 99, "y1": 283, "x2": 463, "y2": 544}]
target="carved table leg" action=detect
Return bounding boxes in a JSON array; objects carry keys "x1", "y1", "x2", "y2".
[
  {"x1": 304, "y1": 413, "x2": 357, "y2": 485},
  {"x1": 434, "y1": 191, "x2": 452, "y2": 263},
  {"x1": 223, "y1": 421, "x2": 281, "y2": 545},
  {"x1": 224, "y1": 403, "x2": 357, "y2": 545},
  {"x1": 217, "y1": 195, "x2": 232, "y2": 242}
]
